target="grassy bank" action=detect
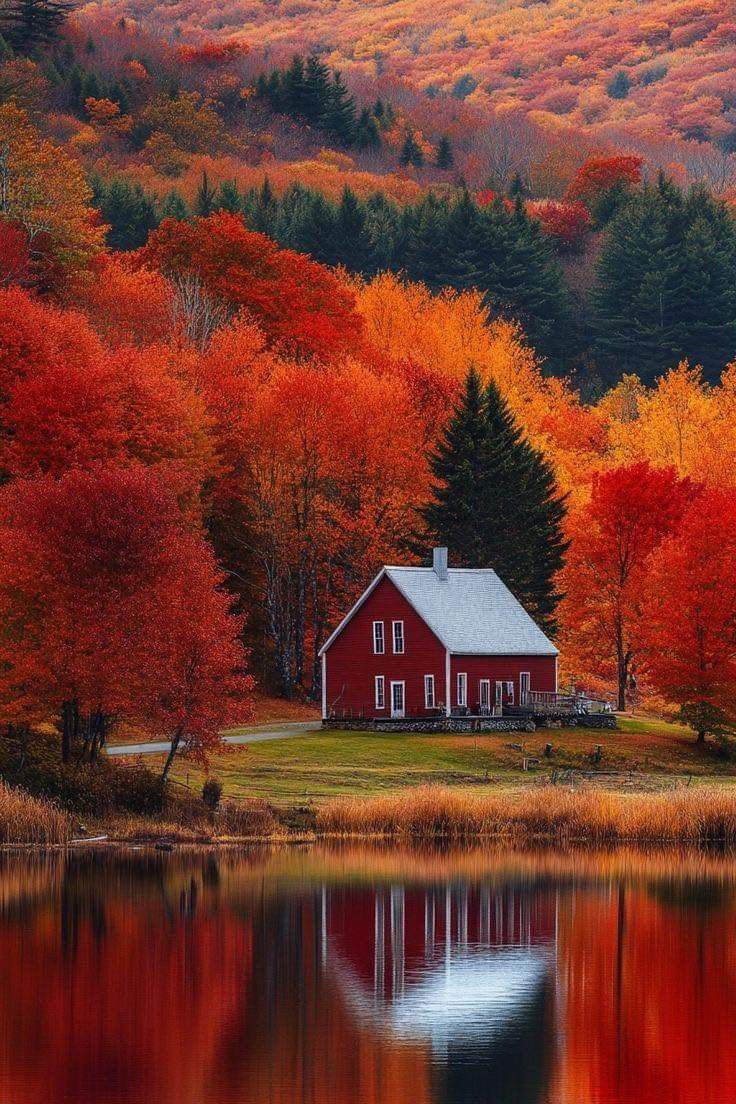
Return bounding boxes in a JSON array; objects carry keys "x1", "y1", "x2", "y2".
[
  {"x1": 163, "y1": 715, "x2": 736, "y2": 806},
  {"x1": 318, "y1": 784, "x2": 736, "y2": 843},
  {"x1": 0, "y1": 781, "x2": 71, "y2": 846}
]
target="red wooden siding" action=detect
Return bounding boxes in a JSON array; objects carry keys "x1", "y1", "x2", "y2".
[
  {"x1": 450, "y1": 655, "x2": 556, "y2": 711},
  {"x1": 324, "y1": 575, "x2": 446, "y2": 719},
  {"x1": 323, "y1": 573, "x2": 557, "y2": 720}
]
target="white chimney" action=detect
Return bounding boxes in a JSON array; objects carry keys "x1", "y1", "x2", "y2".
[{"x1": 433, "y1": 546, "x2": 448, "y2": 582}]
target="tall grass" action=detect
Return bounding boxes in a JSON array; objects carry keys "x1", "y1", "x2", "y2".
[
  {"x1": 317, "y1": 784, "x2": 736, "y2": 843},
  {"x1": 0, "y1": 781, "x2": 72, "y2": 845}
]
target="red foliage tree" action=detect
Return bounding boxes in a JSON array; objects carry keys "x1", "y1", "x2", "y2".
[
  {"x1": 0, "y1": 220, "x2": 32, "y2": 287},
  {"x1": 565, "y1": 154, "x2": 644, "y2": 206},
  {"x1": 558, "y1": 462, "x2": 697, "y2": 710},
  {"x1": 138, "y1": 213, "x2": 362, "y2": 359},
  {"x1": 527, "y1": 199, "x2": 591, "y2": 253},
  {"x1": 641, "y1": 487, "x2": 736, "y2": 743},
  {"x1": 0, "y1": 465, "x2": 251, "y2": 763}
]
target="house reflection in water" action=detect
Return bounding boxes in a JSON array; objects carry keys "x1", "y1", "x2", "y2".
[{"x1": 323, "y1": 883, "x2": 557, "y2": 1104}]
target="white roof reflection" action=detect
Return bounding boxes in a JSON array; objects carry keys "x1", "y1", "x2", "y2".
[{"x1": 330, "y1": 945, "x2": 552, "y2": 1049}]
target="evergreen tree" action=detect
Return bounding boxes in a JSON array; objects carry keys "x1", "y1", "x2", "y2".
[
  {"x1": 437, "y1": 190, "x2": 483, "y2": 288},
  {"x1": 194, "y1": 171, "x2": 217, "y2": 217},
  {"x1": 0, "y1": 0, "x2": 74, "y2": 52},
  {"x1": 248, "y1": 177, "x2": 277, "y2": 235},
  {"x1": 302, "y1": 54, "x2": 331, "y2": 126},
  {"x1": 422, "y1": 370, "x2": 568, "y2": 633},
  {"x1": 594, "y1": 182, "x2": 736, "y2": 383},
  {"x1": 436, "y1": 134, "x2": 453, "y2": 169},
  {"x1": 282, "y1": 54, "x2": 305, "y2": 115},
  {"x1": 160, "y1": 189, "x2": 189, "y2": 221},
  {"x1": 405, "y1": 193, "x2": 449, "y2": 289},
  {"x1": 400, "y1": 131, "x2": 424, "y2": 167},
  {"x1": 217, "y1": 179, "x2": 243, "y2": 214},
  {"x1": 607, "y1": 70, "x2": 631, "y2": 99},
  {"x1": 355, "y1": 108, "x2": 380, "y2": 150},
  {"x1": 477, "y1": 197, "x2": 572, "y2": 367},
  {"x1": 420, "y1": 368, "x2": 491, "y2": 568},
  {"x1": 507, "y1": 171, "x2": 527, "y2": 198},
  {"x1": 324, "y1": 69, "x2": 357, "y2": 145},
  {"x1": 92, "y1": 176, "x2": 159, "y2": 250},
  {"x1": 335, "y1": 186, "x2": 370, "y2": 269}
]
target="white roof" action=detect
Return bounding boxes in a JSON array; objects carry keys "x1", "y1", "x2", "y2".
[{"x1": 320, "y1": 566, "x2": 558, "y2": 656}]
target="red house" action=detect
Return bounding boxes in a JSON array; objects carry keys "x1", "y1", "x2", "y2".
[{"x1": 320, "y1": 548, "x2": 558, "y2": 722}]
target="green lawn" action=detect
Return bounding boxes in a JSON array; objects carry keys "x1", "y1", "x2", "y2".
[{"x1": 163, "y1": 716, "x2": 736, "y2": 807}]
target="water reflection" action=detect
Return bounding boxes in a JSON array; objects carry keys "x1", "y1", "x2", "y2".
[{"x1": 0, "y1": 846, "x2": 735, "y2": 1104}]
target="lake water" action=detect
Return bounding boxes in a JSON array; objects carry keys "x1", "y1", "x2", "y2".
[{"x1": 0, "y1": 843, "x2": 735, "y2": 1104}]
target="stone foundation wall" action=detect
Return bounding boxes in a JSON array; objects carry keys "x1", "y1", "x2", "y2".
[
  {"x1": 322, "y1": 713, "x2": 617, "y2": 733},
  {"x1": 322, "y1": 717, "x2": 534, "y2": 733}
]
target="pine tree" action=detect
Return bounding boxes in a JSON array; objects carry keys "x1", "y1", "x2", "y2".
[
  {"x1": 247, "y1": 177, "x2": 277, "y2": 235},
  {"x1": 194, "y1": 171, "x2": 217, "y2": 217},
  {"x1": 335, "y1": 186, "x2": 369, "y2": 269},
  {"x1": 355, "y1": 108, "x2": 380, "y2": 150},
  {"x1": 324, "y1": 69, "x2": 357, "y2": 145},
  {"x1": 160, "y1": 189, "x2": 189, "y2": 221},
  {"x1": 436, "y1": 134, "x2": 453, "y2": 169},
  {"x1": 282, "y1": 55, "x2": 305, "y2": 115},
  {"x1": 422, "y1": 371, "x2": 568, "y2": 633},
  {"x1": 0, "y1": 0, "x2": 74, "y2": 52},
  {"x1": 421, "y1": 368, "x2": 491, "y2": 568},
  {"x1": 92, "y1": 176, "x2": 159, "y2": 250},
  {"x1": 302, "y1": 54, "x2": 331, "y2": 126},
  {"x1": 437, "y1": 190, "x2": 483, "y2": 288},
  {"x1": 217, "y1": 179, "x2": 243, "y2": 214},
  {"x1": 593, "y1": 186, "x2": 686, "y2": 382},
  {"x1": 400, "y1": 131, "x2": 424, "y2": 167},
  {"x1": 404, "y1": 193, "x2": 449, "y2": 289}
]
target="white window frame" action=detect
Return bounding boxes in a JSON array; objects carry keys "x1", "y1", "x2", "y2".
[
  {"x1": 390, "y1": 680, "x2": 405, "y2": 718},
  {"x1": 457, "y1": 672, "x2": 467, "y2": 708},
  {"x1": 424, "y1": 674, "x2": 435, "y2": 709},
  {"x1": 375, "y1": 675, "x2": 385, "y2": 710},
  {"x1": 392, "y1": 620, "x2": 405, "y2": 654},
  {"x1": 373, "y1": 620, "x2": 385, "y2": 655},
  {"x1": 505, "y1": 681, "x2": 515, "y2": 705},
  {"x1": 520, "y1": 671, "x2": 531, "y2": 704},
  {"x1": 479, "y1": 679, "x2": 490, "y2": 710},
  {"x1": 495, "y1": 680, "x2": 504, "y2": 707}
]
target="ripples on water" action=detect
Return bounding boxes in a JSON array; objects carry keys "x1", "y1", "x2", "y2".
[{"x1": 0, "y1": 844, "x2": 735, "y2": 1104}]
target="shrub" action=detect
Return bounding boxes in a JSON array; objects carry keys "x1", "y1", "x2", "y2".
[
  {"x1": 217, "y1": 798, "x2": 280, "y2": 837},
  {"x1": 0, "y1": 780, "x2": 71, "y2": 845},
  {"x1": 202, "y1": 777, "x2": 223, "y2": 813}
]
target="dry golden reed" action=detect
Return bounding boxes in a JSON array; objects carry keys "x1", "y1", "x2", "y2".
[
  {"x1": 317, "y1": 784, "x2": 736, "y2": 843},
  {"x1": 0, "y1": 780, "x2": 72, "y2": 845}
]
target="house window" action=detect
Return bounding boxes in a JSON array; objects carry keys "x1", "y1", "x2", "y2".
[
  {"x1": 479, "y1": 679, "x2": 490, "y2": 711},
  {"x1": 520, "y1": 671, "x2": 531, "y2": 704},
  {"x1": 424, "y1": 675, "x2": 435, "y2": 709},
  {"x1": 495, "y1": 680, "x2": 503, "y2": 707},
  {"x1": 505, "y1": 681, "x2": 514, "y2": 704},
  {"x1": 457, "y1": 672, "x2": 467, "y2": 708},
  {"x1": 373, "y1": 621, "x2": 385, "y2": 655},
  {"x1": 375, "y1": 675, "x2": 385, "y2": 710},
  {"x1": 392, "y1": 620, "x2": 405, "y2": 654}
]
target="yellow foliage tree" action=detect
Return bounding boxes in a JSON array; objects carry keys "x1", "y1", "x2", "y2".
[{"x1": 0, "y1": 103, "x2": 104, "y2": 283}]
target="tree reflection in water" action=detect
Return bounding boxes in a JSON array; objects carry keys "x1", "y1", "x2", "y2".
[{"x1": 0, "y1": 846, "x2": 734, "y2": 1104}]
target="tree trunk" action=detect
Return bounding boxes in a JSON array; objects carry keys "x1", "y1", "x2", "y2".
[
  {"x1": 696, "y1": 728, "x2": 706, "y2": 745},
  {"x1": 61, "y1": 699, "x2": 79, "y2": 763},
  {"x1": 615, "y1": 619, "x2": 629, "y2": 712},
  {"x1": 161, "y1": 726, "x2": 184, "y2": 783}
]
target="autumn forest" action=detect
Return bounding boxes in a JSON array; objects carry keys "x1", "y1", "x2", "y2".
[{"x1": 2, "y1": 0, "x2": 736, "y2": 768}]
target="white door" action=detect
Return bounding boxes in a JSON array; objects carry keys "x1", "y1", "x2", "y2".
[
  {"x1": 495, "y1": 681, "x2": 504, "y2": 709},
  {"x1": 520, "y1": 672, "x2": 531, "y2": 705},
  {"x1": 479, "y1": 679, "x2": 490, "y2": 711},
  {"x1": 391, "y1": 681, "x2": 405, "y2": 718}
]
